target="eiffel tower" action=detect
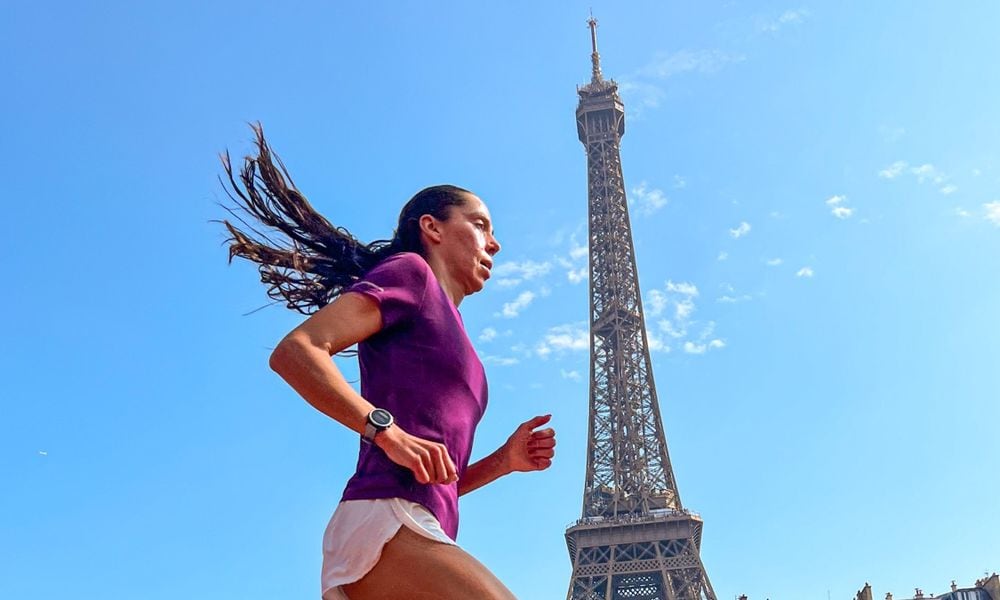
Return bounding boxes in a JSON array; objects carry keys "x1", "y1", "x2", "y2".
[{"x1": 564, "y1": 17, "x2": 717, "y2": 600}]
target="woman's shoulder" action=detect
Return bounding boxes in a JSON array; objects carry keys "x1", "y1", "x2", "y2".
[{"x1": 361, "y1": 252, "x2": 433, "y2": 287}]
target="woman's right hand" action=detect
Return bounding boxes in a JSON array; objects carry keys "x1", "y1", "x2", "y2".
[{"x1": 375, "y1": 425, "x2": 458, "y2": 485}]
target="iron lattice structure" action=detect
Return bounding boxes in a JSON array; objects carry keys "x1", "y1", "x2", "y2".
[{"x1": 564, "y1": 18, "x2": 717, "y2": 600}]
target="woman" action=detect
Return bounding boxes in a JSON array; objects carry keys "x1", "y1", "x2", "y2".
[{"x1": 221, "y1": 126, "x2": 557, "y2": 599}]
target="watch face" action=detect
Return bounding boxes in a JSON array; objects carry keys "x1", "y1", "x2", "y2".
[{"x1": 370, "y1": 408, "x2": 393, "y2": 428}]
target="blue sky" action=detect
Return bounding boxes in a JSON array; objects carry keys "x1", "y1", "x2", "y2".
[{"x1": 2, "y1": 2, "x2": 998, "y2": 599}]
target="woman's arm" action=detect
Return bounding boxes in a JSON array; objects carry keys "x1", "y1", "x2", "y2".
[
  {"x1": 458, "y1": 415, "x2": 556, "y2": 496},
  {"x1": 269, "y1": 292, "x2": 458, "y2": 485}
]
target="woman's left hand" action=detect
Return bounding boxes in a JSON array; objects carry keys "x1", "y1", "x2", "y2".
[{"x1": 503, "y1": 414, "x2": 556, "y2": 473}]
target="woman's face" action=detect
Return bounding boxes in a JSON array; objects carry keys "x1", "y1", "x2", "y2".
[{"x1": 432, "y1": 193, "x2": 501, "y2": 296}]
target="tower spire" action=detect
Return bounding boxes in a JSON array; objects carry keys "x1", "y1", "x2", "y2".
[{"x1": 587, "y1": 15, "x2": 603, "y2": 83}]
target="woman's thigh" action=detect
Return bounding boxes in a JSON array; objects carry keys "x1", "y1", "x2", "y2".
[{"x1": 341, "y1": 525, "x2": 517, "y2": 600}]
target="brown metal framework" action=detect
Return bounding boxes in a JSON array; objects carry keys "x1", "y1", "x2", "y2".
[{"x1": 565, "y1": 18, "x2": 717, "y2": 600}]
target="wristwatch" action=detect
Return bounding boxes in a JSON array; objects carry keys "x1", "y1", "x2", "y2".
[{"x1": 362, "y1": 408, "x2": 394, "y2": 443}]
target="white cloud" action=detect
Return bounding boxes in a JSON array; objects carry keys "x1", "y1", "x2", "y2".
[
  {"x1": 646, "y1": 328, "x2": 668, "y2": 353},
  {"x1": 479, "y1": 327, "x2": 497, "y2": 342},
  {"x1": 984, "y1": 201, "x2": 1000, "y2": 227},
  {"x1": 954, "y1": 207, "x2": 972, "y2": 218},
  {"x1": 675, "y1": 298, "x2": 696, "y2": 321},
  {"x1": 666, "y1": 280, "x2": 699, "y2": 297},
  {"x1": 757, "y1": 9, "x2": 808, "y2": 33},
  {"x1": 717, "y1": 251, "x2": 729, "y2": 261},
  {"x1": 831, "y1": 206, "x2": 854, "y2": 219},
  {"x1": 660, "y1": 318, "x2": 686, "y2": 339},
  {"x1": 493, "y1": 260, "x2": 551, "y2": 281},
  {"x1": 535, "y1": 322, "x2": 589, "y2": 358},
  {"x1": 911, "y1": 163, "x2": 941, "y2": 184},
  {"x1": 883, "y1": 160, "x2": 956, "y2": 191},
  {"x1": 717, "y1": 294, "x2": 752, "y2": 304},
  {"x1": 683, "y1": 341, "x2": 707, "y2": 354},
  {"x1": 879, "y1": 161, "x2": 909, "y2": 179},
  {"x1": 569, "y1": 243, "x2": 588, "y2": 261},
  {"x1": 766, "y1": 258, "x2": 783, "y2": 266},
  {"x1": 498, "y1": 291, "x2": 535, "y2": 318},
  {"x1": 637, "y1": 49, "x2": 746, "y2": 79},
  {"x1": 827, "y1": 195, "x2": 854, "y2": 219},
  {"x1": 796, "y1": 267, "x2": 814, "y2": 278},
  {"x1": 709, "y1": 339, "x2": 726, "y2": 349},
  {"x1": 632, "y1": 181, "x2": 669, "y2": 216},
  {"x1": 484, "y1": 356, "x2": 519, "y2": 366},
  {"x1": 496, "y1": 278, "x2": 522, "y2": 288},
  {"x1": 972, "y1": 168, "x2": 982, "y2": 177},
  {"x1": 729, "y1": 221, "x2": 751, "y2": 238},
  {"x1": 672, "y1": 175, "x2": 687, "y2": 189},
  {"x1": 619, "y1": 49, "x2": 745, "y2": 114},
  {"x1": 567, "y1": 267, "x2": 588, "y2": 284},
  {"x1": 560, "y1": 369, "x2": 581, "y2": 381},
  {"x1": 647, "y1": 289, "x2": 668, "y2": 317}
]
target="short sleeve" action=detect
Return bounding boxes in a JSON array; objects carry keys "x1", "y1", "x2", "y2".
[{"x1": 345, "y1": 252, "x2": 431, "y2": 331}]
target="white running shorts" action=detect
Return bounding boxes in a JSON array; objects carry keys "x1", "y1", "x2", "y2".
[{"x1": 321, "y1": 498, "x2": 457, "y2": 600}]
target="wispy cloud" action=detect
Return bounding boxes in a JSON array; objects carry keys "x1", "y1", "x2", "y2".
[
  {"x1": 880, "y1": 160, "x2": 956, "y2": 194},
  {"x1": 765, "y1": 258, "x2": 784, "y2": 267},
  {"x1": 717, "y1": 251, "x2": 729, "y2": 261},
  {"x1": 493, "y1": 260, "x2": 552, "y2": 288},
  {"x1": 911, "y1": 163, "x2": 943, "y2": 184},
  {"x1": 479, "y1": 327, "x2": 497, "y2": 342},
  {"x1": 878, "y1": 125, "x2": 906, "y2": 143},
  {"x1": 729, "y1": 221, "x2": 752, "y2": 238},
  {"x1": 756, "y1": 8, "x2": 809, "y2": 34},
  {"x1": 636, "y1": 49, "x2": 746, "y2": 79},
  {"x1": 498, "y1": 291, "x2": 535, "y2": 318},
  {"x1": 619, "y1": 49, "x2": 746, "y2": 114},
  {"x1": 826, "y1": 195, "x2": 854, "y2": 219},
  {"x1": 645, "y1": 281, "x2": 726, "y2": 354},
  {"x1": 560, "y1": 369, "x2": 582, "y2": 381},
  {"x1": 984, "y1": 201, "x2": 1000, "y2": 227},
  {"x1": 554, "y1": 233, "x2": 589, "y2": 284},
  {"x1": 631, "y1": 181, "x2": 669, "y2": 216},
  {"x1": 718, "y1": 294, "x2": 753, "y2": 303},
  {"x1": 646, "y1": 327, "x2": 668, "y2": 353},
  {"x1": 879, "y1": 160, "x2": 909, "y2": 179},
  {"x1": 796, "y1": 266, "x2": 815, "y2": 278},
  {"x1": 684, "y1": 339, "x2": 726, "y2": 354},
  {"x1": 672, "y1": 175, "x2": 687, "y2": 189},
  {"x1": 484, "y1": 356, "x2": 519, "y2": 367},
  {"x1": 535, "y1": 322, "x2": 589, "y2": 358}
]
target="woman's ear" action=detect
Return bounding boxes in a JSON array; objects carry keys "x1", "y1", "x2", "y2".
[{"x1": 418, "y1": 214, "x2": 443, "y2": 246}]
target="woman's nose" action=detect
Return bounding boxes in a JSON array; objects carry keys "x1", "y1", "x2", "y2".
[{"x1": 486, "y1": 235, "x2": 501, "y2": 255}]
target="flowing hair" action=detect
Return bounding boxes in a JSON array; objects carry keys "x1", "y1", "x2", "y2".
[{"x1": 219, "y1": 124, "x2": 470, "y2": 314}]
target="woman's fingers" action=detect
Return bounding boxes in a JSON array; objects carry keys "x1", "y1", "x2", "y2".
[
  {"x1": 409, "y1": 448, "x2": 432, "y2": 484},
  {"x1": 527, "y1": 436, "x2": 556, "y2": 449},
  {"x1": 381, "y1": 427, "x2": 456, "y2": 485},
  {"x1": 411, "y1": 439, "x2": 456, "y2": 484}
]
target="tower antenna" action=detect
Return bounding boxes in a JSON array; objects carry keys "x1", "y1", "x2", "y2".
[{"x1": 587, "y1": 13, "x2": 603, "y2": 83}]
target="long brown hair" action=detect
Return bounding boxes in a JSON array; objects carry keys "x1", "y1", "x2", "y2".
[{"x1": 220, "y1": 124, "x2": 470, "y2": 314}]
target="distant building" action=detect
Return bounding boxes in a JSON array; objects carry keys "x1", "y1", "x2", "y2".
[{"x1": 855, "y1": 573, "x2": 999, "y2": 600}]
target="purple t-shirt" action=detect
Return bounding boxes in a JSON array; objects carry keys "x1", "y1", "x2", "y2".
[{"x1": 339, "y1": 252, "x2": 488, "y2": 540}]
